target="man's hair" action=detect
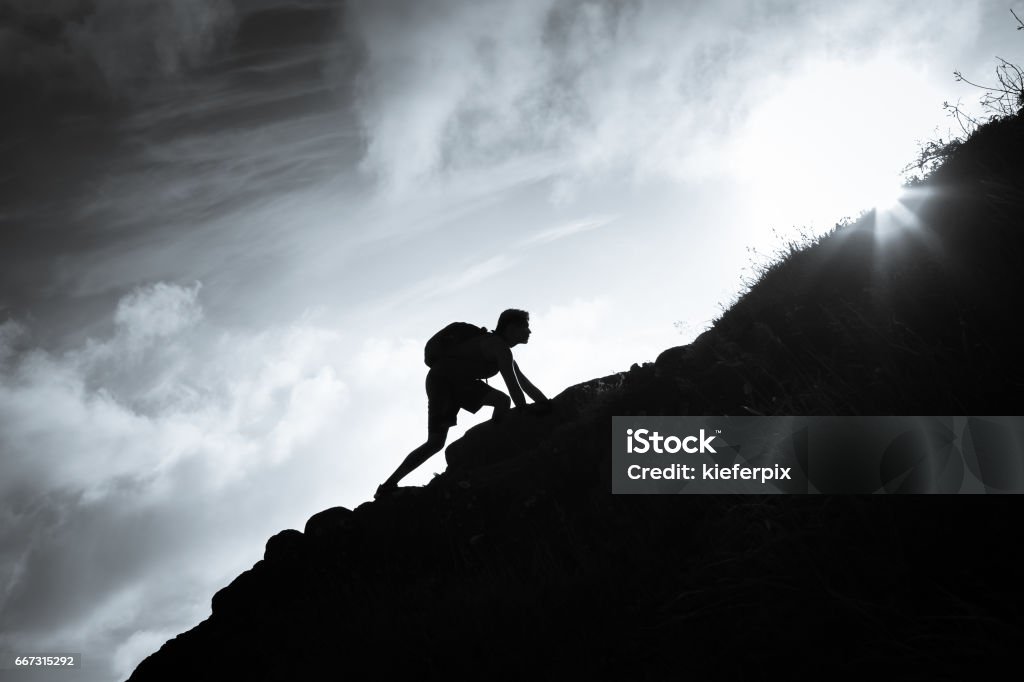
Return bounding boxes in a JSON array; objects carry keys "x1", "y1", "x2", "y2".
[{"x1": 495, "y1": 308, "x2": 529, "y2": 335}]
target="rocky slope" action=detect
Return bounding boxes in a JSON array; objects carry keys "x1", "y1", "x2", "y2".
[{"x1": 130, "y1": 113, "x2": 1024, "y2": 680}]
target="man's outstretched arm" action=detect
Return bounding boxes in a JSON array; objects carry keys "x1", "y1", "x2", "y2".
[
  {"x1": 513, "y1": 361, "x2": 547, "y2": 403},
  {"x1": 497, "y1": 347, "x2": 527, "y2": 408}
]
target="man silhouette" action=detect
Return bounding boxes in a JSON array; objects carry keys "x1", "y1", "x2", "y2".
[{"x1": 375, "y1": 309, "x2": 548, "y2": 498}]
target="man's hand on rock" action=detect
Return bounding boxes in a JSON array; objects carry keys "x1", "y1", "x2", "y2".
[{"x1": 528, "y1": 399, "x2": 553, "y2": 416}]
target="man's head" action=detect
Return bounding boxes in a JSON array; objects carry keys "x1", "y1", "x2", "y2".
[{"x1": 495, "y1": 308, "x2": 531, "y2": 346}]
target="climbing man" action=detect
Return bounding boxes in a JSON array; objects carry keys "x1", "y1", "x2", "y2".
[{"x1": 375, "y1": 308, "x2": 549, "y2": 499}]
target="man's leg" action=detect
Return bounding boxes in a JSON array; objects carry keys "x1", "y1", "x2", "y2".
[
  {"x1": 480, "y1": 388, "x2": 512, "y2": 421},
  {"x1": 377, "y1": 426, "x2": 449, "y2": 495}
]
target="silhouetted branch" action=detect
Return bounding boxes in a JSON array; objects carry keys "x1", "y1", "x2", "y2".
[
  {"x1": 954, "y1": 69, "x2": 1015, "y2": 97},
  {"x1": 1012, "y1": 8, "x2": 1024, "y2": 29},
  {"x1": 902, "y1": 10, "x2": 1022, "y2": 181},
  {"x1": 942, "y1": 99, "x2": 981, "y2": 137}
]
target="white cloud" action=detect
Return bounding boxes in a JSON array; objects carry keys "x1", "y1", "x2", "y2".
[
  {"x1": 342, "y1": 0, "x2": 745, "y2": 192},
  {"x1": 342, "y1": 0, "x2": 985, "y2": 200},
  {"x1": 0, "y1": 282, "x2": 357, "y2": 681},
  {"x1": 526, "y1": 297, "x2": 622, "y2": 390},
  {"x1": 350, "y1": 336, "x2": 422, "y2": 387},
  {"x1": 113, "y1": 281, "x2": 204, "y2": 350},
  {"x1": 377, "y1": 254, "x2": 519, "y2": 312},
  {"x1": 521, "y1": 294, "x2": 685, "y2": 398},
  {"x1": 518, "y1": 215, "x2": 617, "y2": 247},
  {"x1": 345, "y1": 0, "x2": 556, "y2": 193}
]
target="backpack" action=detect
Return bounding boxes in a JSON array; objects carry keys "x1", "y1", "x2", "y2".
[{"x1": 424, "y1": 322, "x2": 490, "y2": 367}]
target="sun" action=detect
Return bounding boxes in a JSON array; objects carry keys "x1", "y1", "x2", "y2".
[
  {"x1": 729, "y1": 54, "x2": 942, "y2": 235},
  {"x1": 866, "y1": 178, "x2": 907, "y2": 214}
]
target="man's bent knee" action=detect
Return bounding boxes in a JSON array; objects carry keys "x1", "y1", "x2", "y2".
[
  {"x1": 487, "y1": 392, "x2": 511, "y2": 410},
  {"x1": 426, "y1": 430, "x2": 447, "y2": 451}
]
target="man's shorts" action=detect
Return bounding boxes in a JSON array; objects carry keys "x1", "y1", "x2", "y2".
[{"x1": 426, "y1": 368, "x2": 503, "y2": 432}]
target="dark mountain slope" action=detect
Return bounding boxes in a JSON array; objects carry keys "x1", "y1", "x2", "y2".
[{"x1": 130, "y1": 113, "x2": 1024, "y2": 680}]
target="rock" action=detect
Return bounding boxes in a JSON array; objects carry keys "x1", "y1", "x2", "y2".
[
  {"x1": 211, "y1": 561, "x2": 265, "y2": 616},
  {"x1": 303, "y1": 506, "x2": 354, "y2": 539},
  {"x1": 264, "y1": 529, "x2": 305, "y2": 563}
]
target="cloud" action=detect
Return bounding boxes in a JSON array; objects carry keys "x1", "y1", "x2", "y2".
[
  {"x1": 0, "y1": 0, "x2": 239, "y2": 99},
  {"x1": 376, "y1": 254, "x2": 519, "y2": 312},
  {"x1": 525, "y1": 297, "x2": 617, "y2": 390},
  {"x1": 343, "y1": 0, "x2": 554, "y2": 193},
  {"x1": 113, "y1": 281, "x2": 204, "y2": 350},
  {"x1": 518, "y1": 214, "x2": 617, "y2": 247},
  {"x1": 0, "y1": 319, "x2": 29, "y2": 366},
  {"x1": 0, "y1": 282, "x2": 358, "y2": 681},
  {"x1": 341, "y1": 0, "x2": 749, "y2": 192},
  {"x1": 341, "y1": 0, "x2": 985, "y2": 197}
]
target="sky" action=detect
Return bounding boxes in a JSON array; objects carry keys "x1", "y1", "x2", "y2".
[{"x1": 0, "y1": 0, "x2": 1020, "y2": 679}]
